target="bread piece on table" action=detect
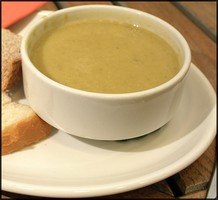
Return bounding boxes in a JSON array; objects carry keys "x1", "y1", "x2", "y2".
[
  {"x1": 2, "y1": 93, "x2": 52, "y2": 155},
  {"x1": 2, "y1": 29, "x2": 22, "y2": 91}
]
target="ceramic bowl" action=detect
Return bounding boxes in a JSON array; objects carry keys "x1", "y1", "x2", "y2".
[{"x1": 21, "y1": 5, "x2": 191, "y2": 140}]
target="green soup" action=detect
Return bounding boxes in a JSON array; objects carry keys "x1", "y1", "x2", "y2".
[{"x1": 30, "y1": 20, "x2": 180, "y2": 94}]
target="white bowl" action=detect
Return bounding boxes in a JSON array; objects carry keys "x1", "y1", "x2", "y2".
[{"x1": 21, "y1": 5, "x2": 191, "y2": 140}]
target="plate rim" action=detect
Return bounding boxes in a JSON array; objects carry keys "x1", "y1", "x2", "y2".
[{"x1": 2, "y1": 64, "x2": 216, "y2": 198}]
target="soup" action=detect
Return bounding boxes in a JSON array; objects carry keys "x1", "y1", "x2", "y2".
[{"x1": 30, "y1": 20, "x2": 180, "y2": 94}]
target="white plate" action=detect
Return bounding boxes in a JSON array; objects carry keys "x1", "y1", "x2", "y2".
[
  {"x1": 2, "y1": 11, "x2": 216, "y2": 198},
  {"x1": 2, "y1": 63, "x2": 216, "y2": 198}
]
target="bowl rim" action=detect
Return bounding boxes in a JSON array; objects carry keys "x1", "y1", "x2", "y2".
[{"x1": 21, "y1": 5, "x2": 191, "y2": 100}]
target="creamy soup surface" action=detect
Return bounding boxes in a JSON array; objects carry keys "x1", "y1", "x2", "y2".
[{"x1": 30, "y1": 20, "x2": 180, "y2": 94}]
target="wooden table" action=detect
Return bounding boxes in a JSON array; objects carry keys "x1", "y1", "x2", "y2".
[{"x1": 2, "y1": 1, "x2": 216, "y2": 199}]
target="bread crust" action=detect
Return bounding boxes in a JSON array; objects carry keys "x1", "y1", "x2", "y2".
[
  {"x1": 2, "y1": 113, "x2": 52, "y2": 155},
  {"x1": 2, "y1": 59, "x2": 22, "y2": 91},
  {"x1": 2, "y1": 29, "x2": 22, "y2": 91}
]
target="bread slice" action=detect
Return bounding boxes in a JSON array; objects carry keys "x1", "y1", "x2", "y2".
[
  {"x1": 2, "y1": 92, "x2": 11, "y2": 105},
  {"x1": 2, "y1": 93, "x2": 52, "y2": 155},
  {"x1": 2, "y1": 29, "x2": 22, "y2": 91}
]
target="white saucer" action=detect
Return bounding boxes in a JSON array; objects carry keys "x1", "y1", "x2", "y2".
[{"x1": 2, "y1": 63, "x2": 216, "y2": 198}]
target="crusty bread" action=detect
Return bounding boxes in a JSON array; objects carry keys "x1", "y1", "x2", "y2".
[
  {"x1": 2, "y1": 29, "x2": 22, "y2": 91},
  {"x1": 2, "y1": 93, "x2": 52, "y2": 155},
  {"x1": 2, "y1": 29, "x2": 52, "y2": 155}
]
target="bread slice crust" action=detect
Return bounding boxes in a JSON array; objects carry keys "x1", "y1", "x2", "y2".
[
  {"x1": 2, "y1": 112, "x2": 52, "y2": 155},
  {"x1": 2, "y1": 29, "x2": 22, "y2": 91}
]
